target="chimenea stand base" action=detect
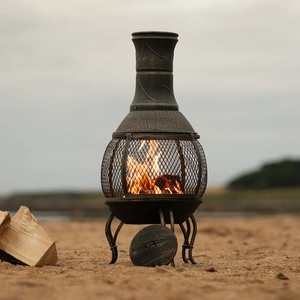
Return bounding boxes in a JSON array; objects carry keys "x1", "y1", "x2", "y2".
[{"x1": 105, "y1": 211, "x2": 198, "y2": 266}]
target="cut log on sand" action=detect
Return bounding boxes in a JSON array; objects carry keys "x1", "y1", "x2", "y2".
[{"x1": 0, "y1": 206, "x2": 58, "y2": 267}]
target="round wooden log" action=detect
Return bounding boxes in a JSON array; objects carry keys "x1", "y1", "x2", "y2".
[{"x1": 129, "y1": 225, "x2": 178, "y2": 267}]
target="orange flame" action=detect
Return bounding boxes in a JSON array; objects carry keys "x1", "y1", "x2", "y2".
[{"x1": 126, "y1": 140, "x2": 183, "y2": 194}]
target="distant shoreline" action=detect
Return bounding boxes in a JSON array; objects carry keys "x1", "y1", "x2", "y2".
[{"x1": 1, "y1": 187, "x2": 300, "y2": 217}]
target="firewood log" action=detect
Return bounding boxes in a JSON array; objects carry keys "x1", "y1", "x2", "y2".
[{"x1": 0, "y1": 206, "x2": 58, "y2": 266}]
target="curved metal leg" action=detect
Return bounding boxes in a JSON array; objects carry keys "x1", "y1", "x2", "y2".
[
  {"x1": 105, "y1": 213, "x2": 124, "y2": 264},
  {"x1": 188, "y1": 215, "x2": 197, "y2": 264},
  {"x1": 179, "y1": 214, "x2": 197, "y2": 264},
  {"x1": 158, "y1": 209, "x2": 175, "y2": 267},
  {"x1": 169, "y1": 210, "x2": 175, "y2": 267},
  {"x1": 169, "y1": 210, "x2": 175, "y2": 233},
  {"x1": 179, "y1": 220, "x2": 190, "y2": 263},
  {"x1": 159, "y1": 209, "x2": 165, "y2": 226}
]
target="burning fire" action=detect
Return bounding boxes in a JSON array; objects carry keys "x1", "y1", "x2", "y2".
[{"x1": 126, "y1": 140, "x2": 183, "y2": 194}]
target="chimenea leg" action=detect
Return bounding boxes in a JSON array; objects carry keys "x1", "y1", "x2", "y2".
[
  {"x1": 159, "y1": 209, "x2": 176, "y2": 267},
  {"x1": 188, "y1": 215, "x2": 197, "y2": 264},
  {"x1": 169, "y1": 210, "x2": 175, "y2": 267},
  {"x1": 105, "y1": 213, "x2": 124, "y2": 264},
  {"x1": 179, "y1": 220, "x2": 190, "y2": 263},
  {"x1": 179, "y1": 214, "x2": 197, "y2": 264},
  {"x1": 169, "y1": 210, "x2": 175, "y2": 233}
]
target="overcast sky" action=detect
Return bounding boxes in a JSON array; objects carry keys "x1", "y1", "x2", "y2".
[{"x1": 1, "y1": 0, "x2": 299, "y2": 195}]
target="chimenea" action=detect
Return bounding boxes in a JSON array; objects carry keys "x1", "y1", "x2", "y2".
[{"x1": 101, "y1": 31, "x2": 207, "y2": 266}]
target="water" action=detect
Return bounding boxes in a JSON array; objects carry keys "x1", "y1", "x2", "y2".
[
  {"x1": 9, "y1": 210, "x2": 266, "y2": 222},
  {"x1": 10, "y1": 211, "x2": 71, "y2": 222}
]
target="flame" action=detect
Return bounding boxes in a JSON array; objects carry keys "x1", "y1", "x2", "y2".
[{"x1": 126, "y1": 140, "x2": 183, "y2": 195}]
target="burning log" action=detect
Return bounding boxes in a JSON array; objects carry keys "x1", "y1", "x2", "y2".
[
  {"x1": 0, "y1": 206, "x2": 58, "y2": 267},
  {"x1": 155, "y1": 175, "x2": 183, "y2": 194},
  {"x1": 128, "y1": 174, "x2": 183, "y2": 195},
  {"x1": 126, "y1": 140, "x2": 184, "y2": 195}
]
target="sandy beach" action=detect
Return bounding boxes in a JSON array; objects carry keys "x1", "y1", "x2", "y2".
[{"x1": 1, "y1": 214, "x2": 300, "y2": 300}]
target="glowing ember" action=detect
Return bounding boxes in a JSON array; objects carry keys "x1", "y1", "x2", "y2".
[{"x1": 126, "y1": 140, "x2": 183, "y2": 194}]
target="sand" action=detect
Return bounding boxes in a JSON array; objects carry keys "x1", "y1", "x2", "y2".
[{"x1": 0, "y1": 214, "x2": 300, "y2": 300}]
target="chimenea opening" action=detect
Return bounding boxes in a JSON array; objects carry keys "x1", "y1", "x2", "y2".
[{"x1": 101, "y1": 31, "x2": 207, "y2": 266}]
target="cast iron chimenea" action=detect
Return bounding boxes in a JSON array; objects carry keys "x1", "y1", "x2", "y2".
[{"x1": 101, "y1": 31, "x2": 207, "y2": 266}]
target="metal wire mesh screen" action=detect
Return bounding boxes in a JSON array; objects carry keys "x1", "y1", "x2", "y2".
[
  {"x1": 101, "y1": 138, "x2": 126, "y2": 198},
  {"x1": 101, "y1": 138, "x2": 207, "y2": 198},
  {"x1": 195, "y1": 141, "x2": 207, "y2": 196}
]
